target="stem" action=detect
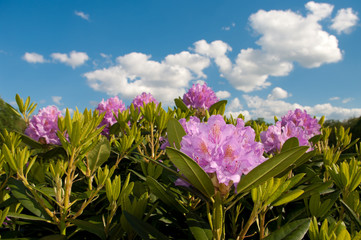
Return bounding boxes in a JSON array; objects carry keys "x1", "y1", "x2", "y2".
[
  {"x1": 150, "y1": 122, "x2": 155, "y2": 159},
  {"x1": 20, "y1": 176, "x2": 59, "y2": 225},
  {"x1": 259, "y1": 210, "x2": 266, "y2": 239},
  {"x1": 61, "y1": 150, "x2": 77, "y2": 235},
  {"x1": 236, "y1": 204, "x2": 259, "y2": 240}
]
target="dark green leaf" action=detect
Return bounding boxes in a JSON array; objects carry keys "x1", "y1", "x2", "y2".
[
  {"x1": 237, "y1": 146, "x2": 308, "y2": 194},
  {"x1": 146, "y1": 176, "x2": 188, "y2": 213},
  {"x1": 174, "y1": 98, "x2": 189, "y2": 112},
  {"x1": 17, "y1": 132, "x2": 43, "y2": 149},
  {"x1": 167, "y1": 118, "x2": 186, "y2": 149},
  {"x1": 209, "y1": 100, "x2": 227, "y2": 115},
  {"x1": 186, "y1": 212, "x2": 212, "y2": 240},
  {"x1": 281, "y1": 137, "x2": 299, "y2": 152},
  {"x1": 340, "y1": 199, "x2": 361, "y2": 231},
  {"x1": 309, "y1": 134, "x2": 322, "y2": 145},
  {"x1": 8, "y1": 178, "x2": 52, "y2": 220},
  {"x1": 6, "y1": 212, "x2": 50, "y2": 222},
  {"x1": 0, "y1": 196, "x2": 18, "y2": 208},
  {"x1": 70, "y1": 219, "x2": 106, "y2": 240},
  {"x1": 294, "y1": 181, "x2": 333, "y2": 201},
  {"x1": 123, "y1": 211, "x2": 169, "y2": 240},
  {"x1": 264, "y1": 218, "x2": 310, "y2": 240},
  {"x1": 166, "y1": 147, "x2": 215, "y2": 198},
  {"x1": 86, "y1": 136, "x2": 111, "y2": 173}
]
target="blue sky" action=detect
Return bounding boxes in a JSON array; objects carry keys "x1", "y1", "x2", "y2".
[{"x1": 1, "y1": 0, "x2": 360, "y2": 121}]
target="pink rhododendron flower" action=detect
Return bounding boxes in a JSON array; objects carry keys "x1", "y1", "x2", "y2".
[
  {"x1": 96, "y1": 96, "x2": 126, "y2": 135},
  {"x1": 131, "y1": 92, "x2": 158, "y2": 111},
  {"x1": 25, "y1": 106, "x2": 62, "y2": 145},
  {"x1": 183, "y1": 83, "x2": 219, "y2": 110},
  {"x1": 261, "y1": 109, "x2": 321, "y2": 153},
  {"x1": 180, "y1": 115, "x2": 266, "y2": 186},
  {"x1": 281, "y1": 109, "x2": 321, "y2": 138}
]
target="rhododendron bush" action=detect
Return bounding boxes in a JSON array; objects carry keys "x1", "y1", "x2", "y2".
[{"x1": 1, "y1": 84, "x2": 361, "y2": 240}]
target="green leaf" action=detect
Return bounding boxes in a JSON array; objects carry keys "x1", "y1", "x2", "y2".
[
  {"x1": 123, "y1": 211, "x2": 169, "y2": 240},
  {"x1": 237, "y1": 146, "x2": 308, "y2": 194},
  {"x1": 6, "y1": 212, "x2": 50, "y2": 222},
  {"x1": 167, "y1": 118, "x2": 186, "y2": 149},
  {"x1": 340, "y1": 199, "x2": 361, "y2": 231},
  {"x1": 186, "y1": 212, "x2": 212, "y2": 240},
  {"x1": 174, "y1": 97, "x2": 189, "y2": 112},
  {"x1": 294, "y1": 181, "x2": 333, "y2": 201},
  {"x1": 16, "y1": 94, "x2": 24, "y2": 113},
  {"x1": 264, "y1": 218, "x2": 310, "y2": 240},
  {"x1": 146, "y1": 176, "x2": 188, "y2": 213},
  {"x1": 166, "y1": 147, "x2": 215, "y2": 198},
  {"x1": 272, "y1": 189, "x2": 304, "y2": 206},
  {"x1": 17, "y1": 132, "x2": 43, "y2": 149},
  {"x1": 281, "y1": 137, "x2": 299, "y2": 152},
  {"x1": 8, "y1": 178, "x2": 52, "y2": 220},
  {"x1": 86, "y1": 136, "x2": 111, "y2": 174},
  {"x1": 70, "y1": 219, "x2": 106, "y2": 240},
  {"x1": 209, "y1": 100, "x2": 227, "y2": 115}
]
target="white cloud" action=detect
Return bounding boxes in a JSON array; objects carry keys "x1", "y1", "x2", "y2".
[
  {"x1": 194, "y1": 2, "x2": 343, "y2": 92},
  {"x1": 267, "y1": 87, "x2": 290, "y2": 100},
  {"x1": 331, "y1": 8, "x2": 359, "y2": 34},
  {"x1": 225, "y1": 97, "x2": 251, "y2": 121},
  {"x1": 216, "y1": 90, "x2": 231, "y2": 99},
  {"x1": 75, "y1": 11, "x2": 90, "y2": 21},
  {"x1": 305, "y1": 1, "x2": 334, "y2": 20},
  {"x1": 51, "y1": 51, "x2": 89, "y2": 68},
  {"x1": 84, "y1": 51, "x2": 210, "y2": 105},
  {"x1": 329, "y1": 96, "x2": 340, "y2": 101},
  {"x1": 243, "y1": 94, "x2": 361, "y2": 121},
  {"x1": 52, "y1": 96, "x2": 62, "y2": 105},
  {"x1": 23, "y1": 52, "x2": 46, "y2": 63},
  {"x1": 222, "y1": 22, "x2": 236, "y2": 31},
  {"x1": 342, "y1": 98, "x2": 353, "y2": 104}
]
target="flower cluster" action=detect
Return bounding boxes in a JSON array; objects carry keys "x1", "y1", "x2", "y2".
[
  {"x1": 180, "y1": 115, "x2": 266, "y2": 186},
  {"x1": 183, "y1": 83, "x2": 219, "y2": 110},
  {"x1": 261, "y1": 109, "x2": 321, "y2": 153},
  {"x1": 25, "y1": 106, "x2": 62, "y2": 145},
  {"x1": 131, "y1": 92, "x2": 158, "y2": 111},
  {"x1": 96, "y1": 96, "x2": 126, "y2": 135}
]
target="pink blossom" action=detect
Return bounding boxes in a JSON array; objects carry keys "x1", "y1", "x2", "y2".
[
  {"x1": 96, "y1": 96, "x2": 126, "y2": 135},
  {"x1": 131, "y1": 92, "x2": 159, "y2": 112},
  {"x1": 183, "y1": 83, "x2": 219, "y2": 110},
  {"x1": 261, "y1": 109, "x2": 320, "y2": 153},
  {"x1": 180, "y1": 115, "x2": 266, "y2": 186},
  {"x1": 25, "y1": 106, "x2": 62, "y2": 145}
]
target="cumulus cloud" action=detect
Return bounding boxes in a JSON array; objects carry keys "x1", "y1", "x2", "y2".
[
  {"x1": 267, "y1": 87, "x2": 290, "y2": 100},
  {"x1": 194, "y1": 2, "x2": 343, "y2": 92},
  {"x1": 216, "y1": 90, "x2": 231, "y2": 99},
  {"x1": 243, "y1": 94, "x2": 361, "y2": 121},
  {"x1": 51, "y1": 51, "x2": 89, "y2": 68},
  {"x1": 75, "y1": 11, "x2": 90, "y2": 21},
  {"x1": 331, "y1": 8, "x2": 359, "y2": 34},
  {"x1": 52, "y1": 96, "x2": 63, "y2": 105},
  {"x1": 342, "y1": 98, "x2": 353, "y2": 104},
  {"x1": 225, "y1": 97, "x2": 251, "y2": 121},
  {"x1": 23, "y1": 52, "x2": 46, "y2": 63},
  {"x1": 329, "y1": 96, "x2": 340, "y2": 101},
  {"x1": 84, "y1": 51, "x2": 210, "y2": 104}
]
